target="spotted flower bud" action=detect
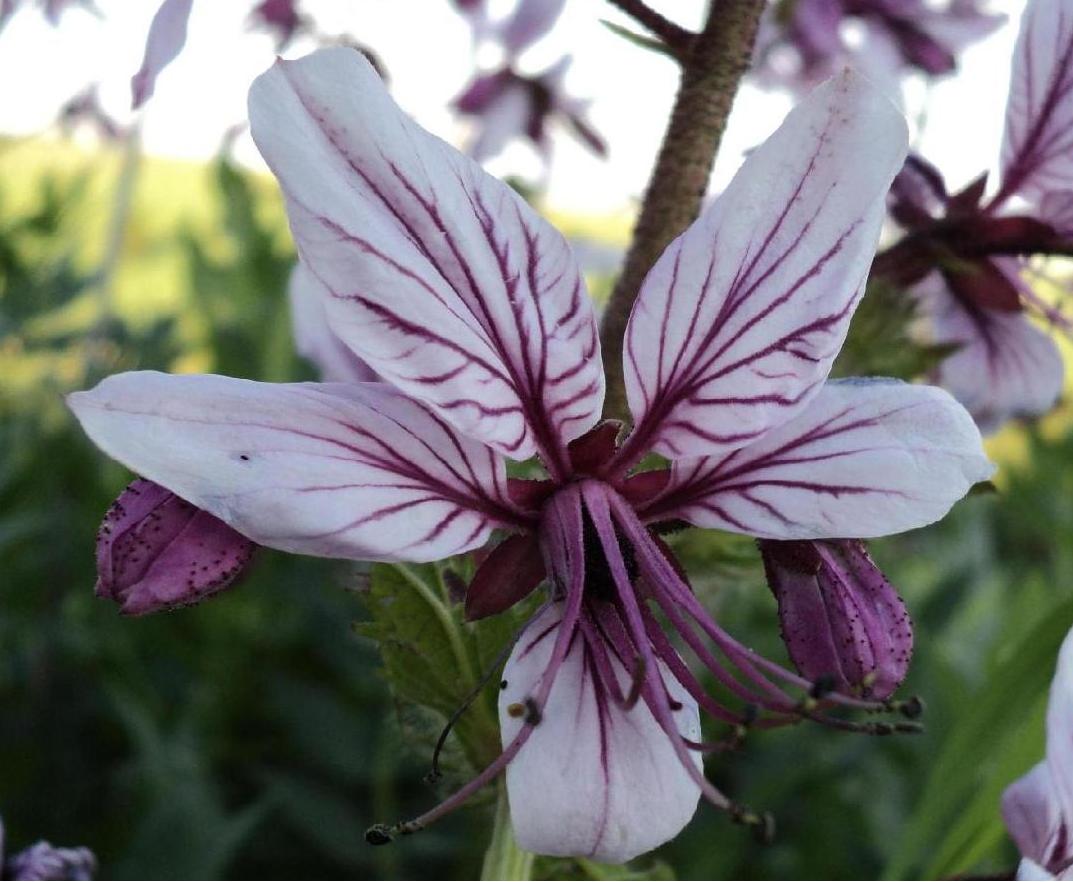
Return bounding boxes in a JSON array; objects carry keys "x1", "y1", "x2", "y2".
[
  {"x1": 760, "y1": 539, "x2": 913, "y2": 700},
  {"x1": 0, "y1": 818, "x2": 96, "y2": 881},
  {"x1": 95, "y1": 479, "x2": 256, "y2": 616}
]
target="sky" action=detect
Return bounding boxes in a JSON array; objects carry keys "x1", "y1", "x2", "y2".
[{"x1": 0, "y1": 0, "x2": 1020, "y2": 217}]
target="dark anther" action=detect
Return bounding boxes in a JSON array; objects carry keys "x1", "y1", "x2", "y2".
[
  {"x1": 499, "y1": 679, "x2": 508, "y2": 690},
  {"x1": 898, "y1": 695, "x2": 925, "y2": 719},
  {"x1": 742, "y1": 704, "x2": 759, "y2": 726},
  {"x1": 422, "y1": 770, "x2": 442, "y2": 785},
  {"x1": 506, "y1": 702, "x2": 525, "y2": 718},
  {"x1": 523, "y1": 697, "x2": 542, "y2": 725},
  {"x1": 365, "y1": 824, "x2": 394, "y2": 846},
  {"x1": 668, "y1": 699, "x2": 684, "y2": 711},
  {"x1": 809, "y1": 674, "x2": 837, "y2": 700}
]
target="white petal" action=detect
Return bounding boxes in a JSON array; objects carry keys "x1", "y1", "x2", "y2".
[
  {"x1": 68, "y1": 372, "x2": 510, "y2": 562},
  {"x1": 623, "y1": 69, "x2": 908, "y2": 461},
  {"x1": 1004, "y1": 762, "x2": 1063, "y2": 871},
  {"x1": 923, "y1": 273, "x2": 1064, "y2": 432},
  {"x1": 644, "y1": 378, "x2": 994, "y2": 539},
  {"x1": 1047, "y1": 626, "x2": 1073, "y2": 832},
  {"x1": 1001, "y1": 0, "x2": 1073, "y2": 202},
  {"x1": 248, "y1": 48, "x2": 603, "y2": 462},
  {"x1": 500, "y1": 607, "x2": 701, "y2": 863},
  {"x1": 288, "y1": 262, "x2": 377, "y2": 383}
]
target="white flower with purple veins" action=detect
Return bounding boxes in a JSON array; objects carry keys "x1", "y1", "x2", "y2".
[
  {"x1": 69, "y1": 48, "x2": 993, "y2": 861},
  {"x1": 879, "y1": 0, "x2": 1073, "y2": 431},
  {"x1": 1003, "y1": 625, "x2": 1073, "y2": 880},
  {"x1": 754, "y1": 0, "x2": 1003, "y2": 92}
]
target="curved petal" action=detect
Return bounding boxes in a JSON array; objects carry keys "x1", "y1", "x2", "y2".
[
  {"x1": 622, "y1": 70, "x2": 908, "y2": 461},
  {"x1": 1004, "y1": 762, "x2": 1064, "y2": 872},
  {"x1": 1000, "y1": 0, "x2": 1073, "y2": 202},
  {"x1": 1046, "y1": 626, "x2": 1073, "y2": 836},
  {"x1": 248, "y1": 48, "x2": 603, "y2": 465},
  {"x1": 925, "y1": 273, "x2": 1064, "y2": 432},
  {"x1": 130, "y1": 0, "x2": 192, "y2": 110},
  {"x1": 68, "y1": 372, "x2": 512, "y2": 562},
  {"x1": 289, "y1": 262, "x2": 378, "y2": 383},
  {"x1": 500, "y1": 606, "x2": 701, "y2": 863},
  {"x1": 643, "y1": 378, "x2": 994, "y2": 539}
]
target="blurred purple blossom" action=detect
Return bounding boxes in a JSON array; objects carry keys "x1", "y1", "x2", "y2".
[
  {"x1": 0, "y1": 819, "x2": 96, "y2": 881},
  {"x1": 454, "y1": 57, "x2": 605, "y2": 162},
  {"x1": 754, "y1": 0, "x2": 1003, "y2": 92},
  {"x1": 875, "y1": 0, "x2": 1073, "y2": 431}
]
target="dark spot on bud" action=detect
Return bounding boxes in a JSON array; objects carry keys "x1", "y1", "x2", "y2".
[
  {"x1": 238, "y1": 454, "x2": 250, "y2": 461},
  {"x1": 524, "y1": 698, "x2": 541, "y2": 725}
]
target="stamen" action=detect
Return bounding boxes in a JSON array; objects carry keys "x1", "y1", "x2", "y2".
[{"x1": 366, "y1": 485, "x2": 590, "y2": 844}]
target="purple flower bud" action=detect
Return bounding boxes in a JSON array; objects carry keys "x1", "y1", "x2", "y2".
[
  {"x1": 5, "y1": 841, "x2": 96, "y2": 880},
  {"x1": 95, "y1": 479, "x2": 256, "y2": 616},
  {"x1": 759, "y1": 539, "x2": 913, "y2": 700}
]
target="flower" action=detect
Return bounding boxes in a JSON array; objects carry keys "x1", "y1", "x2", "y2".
[
  {"x1": 1002, "y1": 625, "x2": 1073, "y2": 880},
  {"x1": 249, "y1": 0, "x2": 304, "y2": 50},
  {"x1": 94, "y1": 478, "x2": 256, "y2": 616},
  {"x1": 754, "y1": 0, "x2": 1002, "y2": 93},
  {"x1": 876, "y1": 0, "x2": 1073, "y2": 431},
  {"x1": 69, "y1": 48, "x2": 993, "y2": 862},
  {"x1": 759, "y1": 539, "x2": 912, "y2": 700},
  {"x1": 0, "y1": 818, "x2": 96, "y2": 881},
  {"x1": 454, "y1": 57, "x2": 606, "y2": 163},
  {"x1": 130, "y1": 0, "x2": 193, "y2": 110},
  {"x1": 451, "y1": 0, "x2": 602, "y2": 162}
]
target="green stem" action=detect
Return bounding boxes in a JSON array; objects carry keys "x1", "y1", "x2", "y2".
[
  {"x1": 480, "y1": 785, "x2": 534, "y2": 881},
  {"x1": 599, "y1": 0, "x2": 766, "y2": 422}
]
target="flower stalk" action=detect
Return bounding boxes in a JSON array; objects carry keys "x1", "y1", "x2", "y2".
[
  {"x1": 599, "y1": 0, "x2": 766, "y2": 421},
  {"x1": 480, "y1": 786, "x2": 534, "y2": 881}
]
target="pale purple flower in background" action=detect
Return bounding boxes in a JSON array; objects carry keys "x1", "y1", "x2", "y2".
[
  {"x1": 451, "y1": 0, "x2": 602, "y2": 163},
  {"x1": 130, "y1": 0, "x2": 192, "y2": 110},
  {"x1": 454, "y1": 57, "x2": 606, "y2": 162},
  {"x1": 249, "y1": 0, "x2": 304, "y2": 50},
  {"x1": 1002, "y1": 625, "x2": 1073, "y2": 880},
  {"x1": 877, "y1": 0, "x2": 1073, "y2": 431},
  {"x1": 760, "y1": 539, "x2": 912, "y2": 700},
  {"x1": 0, "y1": 818, "x2": 96, "y2": 881},
  {"x1": 69, "y1": 49, "x2": 992, "y2": 861},
  {"x1": 754, "y1": 0, "x2": 1003, "y2": 93}
]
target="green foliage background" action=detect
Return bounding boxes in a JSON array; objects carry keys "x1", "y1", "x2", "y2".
[{"x1": 2, "y1": 135, "x2": 1071, "y2": 879}]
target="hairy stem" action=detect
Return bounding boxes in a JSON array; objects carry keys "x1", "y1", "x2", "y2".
[{"x1": 599, "y1": 0, "x2": 765, "y2": 422}]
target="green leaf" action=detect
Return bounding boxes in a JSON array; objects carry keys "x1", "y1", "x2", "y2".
[
  {"x1": 600, "y1": 20, "x2": 677, "y2": 59},
  {"x1": 357, "y1": 560, "x2": 536, "y2": 778}
]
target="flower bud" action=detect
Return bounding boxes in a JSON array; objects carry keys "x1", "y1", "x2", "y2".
[
  {"x1": 95, "y1": 479, "x2": 256, "y2": 616},
  {"x1": 759, "y1": 539, "x2": 913, "y2": 700}
]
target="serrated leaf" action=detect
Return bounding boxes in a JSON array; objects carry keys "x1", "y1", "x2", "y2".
[{"x1": 358, "y1": 560, "x2": 538, "y2": 777}]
